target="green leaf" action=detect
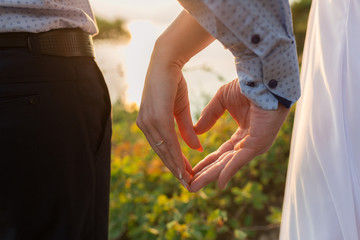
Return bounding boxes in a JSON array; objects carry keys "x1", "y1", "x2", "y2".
[{"x1": 234, "y1": 229, "x2": 248, "y2": 239}]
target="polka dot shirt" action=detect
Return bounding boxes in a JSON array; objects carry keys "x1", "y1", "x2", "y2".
[
  {"x1": 178, "y1": 0, "x2": 301, "y2": 110},
  {"x1": 0, "y1": 0, "x2": 98, "y2": 35}
]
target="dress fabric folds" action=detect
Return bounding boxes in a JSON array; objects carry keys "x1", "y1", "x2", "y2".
[{"x1": 280, "y1": 0, "x2": 360, "y2": 239}]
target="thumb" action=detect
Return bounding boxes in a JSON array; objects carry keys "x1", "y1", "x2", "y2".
[{"x1": 194, "y1": 88, "x2": 225, "y2": 135}]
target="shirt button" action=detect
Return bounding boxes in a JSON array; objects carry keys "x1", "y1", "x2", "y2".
[
  {"x1": 246, "y1": 81, "x2": 255, "y2": 87},
  {"x1": 251, "y1": 34, "x2": 261, "y2": 44},
  {"x1": 268, "y1": 79, "x2": 278, "y2": 89}
]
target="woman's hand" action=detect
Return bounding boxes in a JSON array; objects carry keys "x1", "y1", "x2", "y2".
[
  {"x1": 189, "y1": 79, "x2": 290, "y2": 192},
  {"x1": 136, "y1": 54, "x2": 198, "y2": 186},
  {"x1": 136, "y1": 11, "x2": 215, "y2": 187}
]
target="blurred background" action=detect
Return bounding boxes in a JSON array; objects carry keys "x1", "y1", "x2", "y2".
[{"x1": 90, "y1": 0, "x2": 312, "y2": 239}]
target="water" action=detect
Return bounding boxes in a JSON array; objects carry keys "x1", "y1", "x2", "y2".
[{"x1": 93, "y1": 20, "x2": 237, "y2": 116}]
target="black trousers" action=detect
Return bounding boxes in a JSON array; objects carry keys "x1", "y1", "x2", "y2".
[{"x1": 0, "y1": 48, "x2": 112, "y2": 240}]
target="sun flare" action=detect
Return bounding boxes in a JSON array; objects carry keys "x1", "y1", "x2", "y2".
[{"x1": 124, "y1": 21, "x2": 164, "y2": 106}]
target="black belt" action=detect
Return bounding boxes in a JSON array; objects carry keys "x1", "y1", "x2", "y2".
[{"x1": 0, "y1": 28, "x2": 95, "y2": 57}]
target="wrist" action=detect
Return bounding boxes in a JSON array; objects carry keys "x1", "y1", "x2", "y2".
[
  {"x1": 152, "y1": 35, "x2": 189, "y2": 69},
  {"x1": 151, "y1": 10, "x2": 215, "y2": 69}
]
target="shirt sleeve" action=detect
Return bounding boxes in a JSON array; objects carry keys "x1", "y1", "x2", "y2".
[{"x1": 178, "y1": 0, "x2": 301, "y2": 110}]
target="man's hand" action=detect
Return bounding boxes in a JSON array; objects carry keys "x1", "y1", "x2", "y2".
[{"x1": 189, "y1": 79, "x2": 290, "y2": 192}]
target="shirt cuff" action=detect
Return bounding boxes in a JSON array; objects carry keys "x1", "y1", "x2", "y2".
[
  {"x1": 232, "y1": 42, "x2": 300, "y2": 110},
  {"x1": 178, "y1": 0, "x2": 301, "y2": 110}
]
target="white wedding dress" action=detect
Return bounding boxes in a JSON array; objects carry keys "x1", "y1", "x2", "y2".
[{"x1": 280, "y1": 0, "x2": 360, "y2": 239}]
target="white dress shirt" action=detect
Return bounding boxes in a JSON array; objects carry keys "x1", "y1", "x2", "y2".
[
  {"x1": 0, "y1": 0, "x2": 97, "y2": 35},
  {"x1": 178, "y1": 0, "x2": 301, "y2": 110}
]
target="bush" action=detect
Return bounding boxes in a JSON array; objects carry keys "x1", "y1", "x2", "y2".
[
  {"x1": 109, "y1": 101, "x2": 295, "y2": 240},
  {"x1": 94, "y1": 17, "x2": 131, "y2": 41}
]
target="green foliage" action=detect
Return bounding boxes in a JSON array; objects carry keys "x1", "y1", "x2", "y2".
[
  {"x1": 109, "y1": 100, "x2": 295, "y2": 240},
  {"x1": 292, "y1": 0, "x2": 312, "y2": 65},
  {"x1": 94, "y1": 17, "x2": 131, "y2": 41}
]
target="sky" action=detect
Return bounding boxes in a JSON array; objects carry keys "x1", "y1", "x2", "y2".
[
  {"x1": 91, "y1": 0, "x2": 182, "y2": 23},
  {"x1": 91, "y1": 0, "x2": 298, "y2": 23}
]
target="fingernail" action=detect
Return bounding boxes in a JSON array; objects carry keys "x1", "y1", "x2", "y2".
[
  {"x1": 177, "y1": 167, "x2": 182, "y2": 179},
  {"x1": 180, "y1": 179, "x2": 189, "y2": 190},
  {"x1": 196, "y1": 145, "x2": 203, "y2": 152}
]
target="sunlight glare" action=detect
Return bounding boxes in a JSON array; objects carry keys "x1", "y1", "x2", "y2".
[{"x1": 124, "y1": 21, "x2": 164, "y2": 107}]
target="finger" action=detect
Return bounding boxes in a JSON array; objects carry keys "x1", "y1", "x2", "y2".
[
  {"x1": 192, "y1": 152, "x2": 221, "y2": 178},
  {"x1": 192, "y1": 140, "x2": 233, "y2": 174},
  {"x1": 189, "y1": 151, "x2": 235, "y2": 192},
  {"x1": 192, "y1": 158, "x2": 220, "y2": 180},
  {"x1": 192, "y1": 148, "x2": 233, "y2": 181},
  {"x1": 143, "y1": 125, "x2": 192, "y2": 186},
  {"x1": 140, "y1": 123, "x2": 178, "y2": 176},
  {"x1": 138, "y1": 109, "x2": 192, "y2": 183},
  {"x1": 183, "y1": 153, "x2": 194, "y2": 182},
  {"x1": 154, "y1": 117, "x2": 191, "y2": 180},
  {"x1": 175, "y1": 104, "x2": 203, "y2": 151},
  {"x1": 218, "y1": 148, "x2": 256, "y2": 189},
  {"x1": 194, "y1": 90, "x2": 225, "y2": 135}
]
